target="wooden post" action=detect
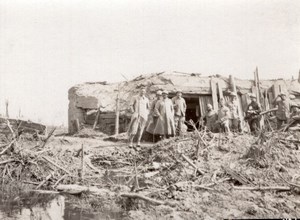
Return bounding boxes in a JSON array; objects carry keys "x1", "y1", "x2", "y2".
[
  {"x1": 74, "y1": 119, "x2": 80, "y2": 132},
  {"x1": 217, "y1": 80, "x2": 224, "y2": 99},
  {"x1": 211, "y1": 78, "x2": 218, "y2": 111},
  {"x1": 298, "y1": 70, "x2": 300, "y2": 83},
  {"x1": 256, "y1": 67, "x2": 264, "y2": 109},
  {"x1": 254, "y1": 70, "x2": 259, "y2": 101},
  {"x1": 230, "y1": 75, "x2": 243, "y2": 119},
  {"x1": 81, "y1": 144, "x2": 85, "y2": 180},
  {"x1": 5, "y1": 100, "x2": 9, "y2": 118},
  {"x1": 93, "y1": 107, "x2": 101, "y2": 130},
  {"x1": 115, "y1": 88, "x2": 120, "y2": 135},
  {"x1": 255, "y1": 67, "x2": 264, "y2": 128}
]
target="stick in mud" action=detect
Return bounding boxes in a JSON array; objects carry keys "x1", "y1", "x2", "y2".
[
  {"x1": 36, "y1": 172, "x2": 53, "y2": 189},
  {"x1": 232, "y1": 185, "x2": 291, "y2": 191},
  {"x1": 53, "y1": 174, "x2": 68, "y2": 188},
  {"x1": 120, "y1": 193, "x2": 177, "y2": 207},
  {"x1": 180, "y1": 153, "x2": 204, "y2": 175},
  {"x1": 40, "y1": 127, "x2": 56, "y2": 148},
  {"x1": 42, "y1": 156, "x2": 71, "y2": 175},
  {"x1": 0, "y1": 140, "x2": 16, "y2": 155},
  {"x1": 81, "y1": 144, "x2": 85, "y2": 180}
]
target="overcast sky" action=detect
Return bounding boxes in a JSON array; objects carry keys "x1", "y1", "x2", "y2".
[{"x1": 0, "y1": 0, "x2": 299, "y2": 125}]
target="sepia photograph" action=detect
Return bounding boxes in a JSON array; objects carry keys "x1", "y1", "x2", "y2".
[{"x1": 0, "y1": 0, "x2": 300, "y2": 219}]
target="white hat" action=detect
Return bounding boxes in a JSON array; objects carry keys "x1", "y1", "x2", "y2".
[
  {"x1": 249, "y1": 93, "x2": 256, "y2": 98},
  {"x1": 229, "y1": 92, "x2": 237, "y2": 97},
  {"x1": 156, "y1": 90, "x2": 162, "y2": 95}
]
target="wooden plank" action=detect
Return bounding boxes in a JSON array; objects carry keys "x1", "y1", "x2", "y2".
[
  {"x1": 210, "y1": 79, "x2": 218, "y2": 111},
  {"x1": 251, "y1": 86, "x2": 256, "y2": 95},
  {"x1": 273, "y1": 81, "x2": 281, "y2": 98},
  {"x1": 217, "y1": 80, "x2": 224, "y2": 99},
  {"x1": 268, "y1": 92, "x2": 275, "y2": 109}
]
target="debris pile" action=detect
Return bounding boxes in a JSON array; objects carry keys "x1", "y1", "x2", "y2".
[
  {"x1": 1, "y1": 119, "x2": 300, "y2": 219},
  {"x1": 116, "y1": 131, "x2": 300, "y2": 219}
]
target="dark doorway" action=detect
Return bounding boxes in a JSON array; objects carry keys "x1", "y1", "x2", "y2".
[{"x1": 184, "y1": 96, "x2": 200, "y2": 131}]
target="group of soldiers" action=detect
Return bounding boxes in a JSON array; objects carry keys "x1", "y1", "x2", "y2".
[
  {"x1": 204, "y1": 91, "x2": 300, "y2": 134},
  {"x1": 127, "y1": 88, "x2": 186, "y2": 148},
  {"x1": 127, "y1": 87, "x2": 300, "y2": 148}
]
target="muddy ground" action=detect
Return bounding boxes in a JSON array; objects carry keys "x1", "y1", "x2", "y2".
[{"x1": 1, "y1": 127, "x2": 300, "y2": 219}]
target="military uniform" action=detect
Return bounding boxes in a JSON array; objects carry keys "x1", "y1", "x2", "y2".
[
  {"x1": 274, "y1": 99, "x2": 290, "y2": 129},
  {"x1": 245, "y1": 101, "x2": 261, "y2": 133}
]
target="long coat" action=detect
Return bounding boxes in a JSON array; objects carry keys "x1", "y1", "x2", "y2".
[
  {"x1": 146, "y1": 98, "x2": 161, "y2": 134},
  {"x1": 153, "y1": 98, "x2": 176, "y2": 135}
]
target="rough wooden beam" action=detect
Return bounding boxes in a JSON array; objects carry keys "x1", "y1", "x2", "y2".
[{"x1": 211, "y1": 78, "x2": 218, "y2": 111}]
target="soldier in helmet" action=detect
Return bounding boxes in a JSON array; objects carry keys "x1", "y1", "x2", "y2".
[
  {"x1": 245, "y1": 93, "x2": 262, "y2": 134},
  {"x1": 272, "y1": 92, "x2": 290, "y2": 129}
]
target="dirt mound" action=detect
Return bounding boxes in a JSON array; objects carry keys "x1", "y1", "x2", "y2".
[{"x1": 73, "y1": 127, "x2": 108, "y2": 139}]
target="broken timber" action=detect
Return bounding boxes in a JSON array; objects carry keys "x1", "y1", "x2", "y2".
[{"x1": 0, "y1": 117, "x2": 46, "y2": 135}]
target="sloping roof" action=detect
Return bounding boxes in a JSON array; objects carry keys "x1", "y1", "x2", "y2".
[{"x1": 68, "y1": 71, "x2": 300, "y2": 112}]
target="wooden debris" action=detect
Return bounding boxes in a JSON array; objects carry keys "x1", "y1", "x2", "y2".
[
  {"x1": 180, "y1": 153, "x2": 204, "y2": 175},
  {"x1": 260, "y1": 108, "x2": 277, "y2": 116},
  {"x1": 222, "y1": 166, "x2": 253, "y2": 185},
  {"x1": 93, "y1": 107, "x2": 101, "y2": 130},
  {"x1": 81, "y1": 144, "x2": 85, "y2": 179},
  {"x1": 40, "y1": 127, "x2": 56, "y2": 148},
  {"x1": 120, "y1": 192, "x2": 177, "y2": 207},
  {"x1": 232, "y1": 185, "x2": 290, "y2": 191},
  {"x1": 0, "y1": 159, "x2": 16, "y2": 165},
  {"x1": 0, "y1": 117, "x2": 46, "y2": 135},
  {"x1": 53, "y1": 174, "x2": 68, "y2": 188},
  {"x1": 42, "y1": 156, "x2": 71, "y2": 175},
  {"x1": 36, "y1": 172, "x2": 53, "y2": 189},
  {"x1": 0, "y1": 140, "x2": 16, "y2": 156}
]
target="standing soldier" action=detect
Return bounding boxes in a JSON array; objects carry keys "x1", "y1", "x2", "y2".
[
  {"x1": 272, "y1": 92, "x2": 290, "y2": 129},
  {"x1": 217, "y1": 98, "x2": 231, "y2": 133},
  {"x1": 146, "y1": 90, "x2": 162, "y2": 142},
  {"x1": 227, "y1": 92, "x2": 241, "y2": 132},
  {"x1": 127, "y1": 87, "x2": 150, "y2": 148},
  {"x1": 245, "y1": 93, "x2": 261, "y2": 134},
  {"x1": 172, "y1": 90, "x2": 186, "y2": 136},
  {"x1": 288, "y1": 103, "x2": 300, "y2": 129},
  {"x1": 204, "y1": 104, "x2": 218, "y2": 132},
  {"x1": 154, "y1": 90, "x2": 176, "y2": 139}
]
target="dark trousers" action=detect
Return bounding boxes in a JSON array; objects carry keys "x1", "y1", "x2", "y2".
[
  {"x1": 277, "y1": 118, "x2": 287, "y2": 130},
  {"x1": 248, "y1": 118, "x2": 260, "y2": 133}
]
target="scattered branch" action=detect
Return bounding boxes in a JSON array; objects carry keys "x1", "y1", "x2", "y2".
[{"x1": 120, "y1": 193, "x2": 177, "y2": 207}]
